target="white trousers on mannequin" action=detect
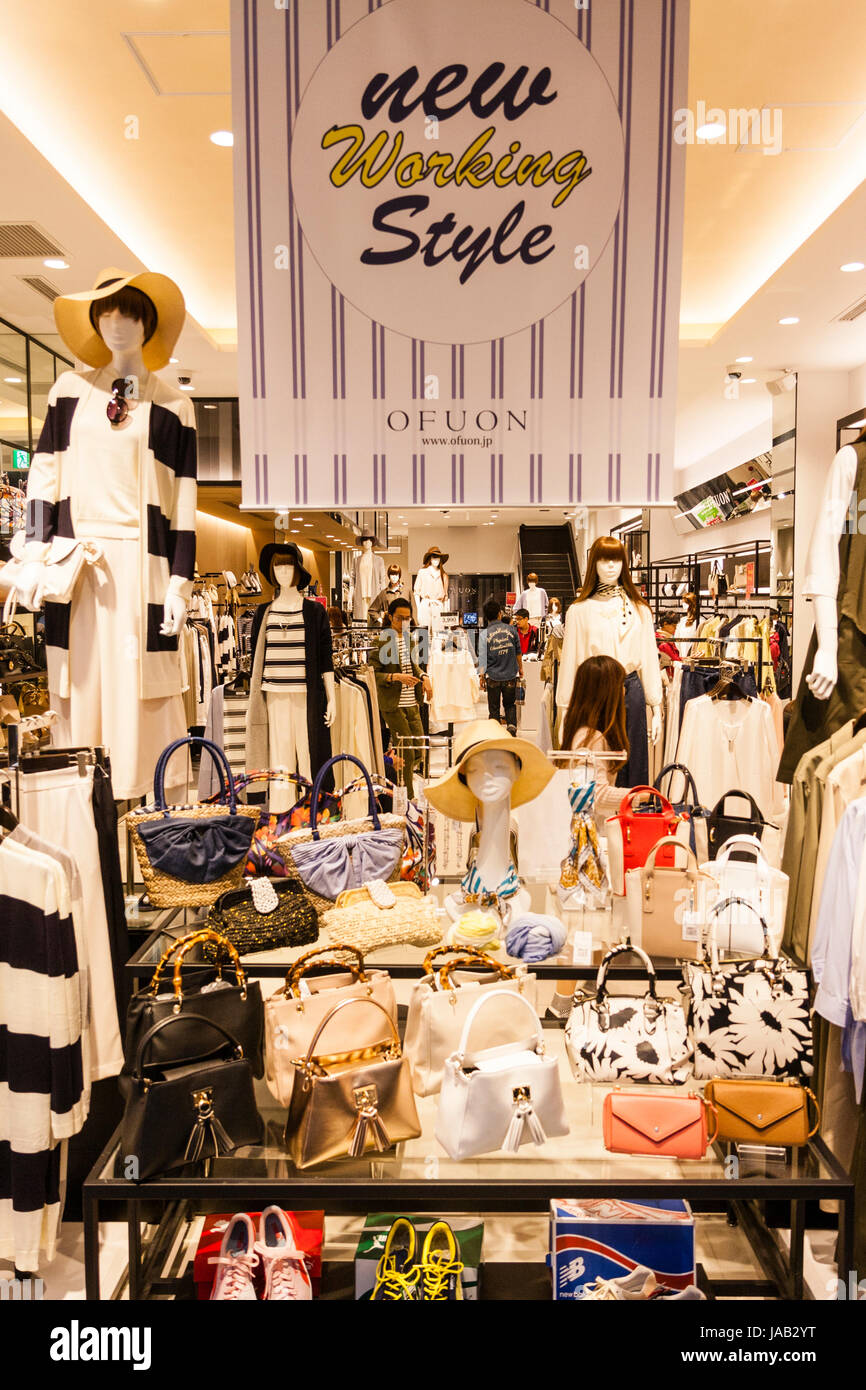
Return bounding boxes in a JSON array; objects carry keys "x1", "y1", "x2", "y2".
[
  {"x1": 266, "y1": 690, "x2": 311, "y2": 811},
  {"x1": 49, "y1": 534, "x2": 186, "y2": 800}
]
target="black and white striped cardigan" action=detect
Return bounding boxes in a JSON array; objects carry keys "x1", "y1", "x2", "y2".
[{"x1": 24, "y1": 369, "x2": 197, "y2": 700}]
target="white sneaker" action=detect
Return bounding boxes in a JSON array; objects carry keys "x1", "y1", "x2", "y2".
[
  {"x1": 209, "y1": 1213, "x2": 260, "y2": 1300},
  {"x1": 256, "y1": 1206, "x2": 313, "y2": 1301},
  {"x1": 579, "y1": 1265, "x2": 658, "y2": 1300}
]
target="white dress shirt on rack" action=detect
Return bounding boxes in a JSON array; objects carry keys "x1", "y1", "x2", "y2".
[
  {"x1": 428, "y1": 634, "x2": 480, "y2": 724},
  {"x1": 556, "y1": 595, "x2": 662, "y2": 711},
  {"x1": 675, "y1": 694, "x2": 783, "y2": 820}
]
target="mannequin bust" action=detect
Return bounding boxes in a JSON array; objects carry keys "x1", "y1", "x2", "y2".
[
  {"x1": 444, "y1": 749, "x2": 531, "y2": 924},
  {"x1": 369, "y1": 563, "x2": 411, "y2": 623},
  {"x1": 414, "y1": 545, "x2": 449, "y2": 631}
]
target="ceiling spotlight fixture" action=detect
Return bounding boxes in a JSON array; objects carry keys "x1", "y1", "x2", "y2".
[
  {"x1": 3, "y1": 376, "x2": 22, "y2": 384},
  {"x1": 303, "y1": 522, "x2": 314, "y2": 527},
  {"x1": 740, "y1": 378, "x2": 756, "y2": 384},
  {"x1": 169, "y1": 357, "x2": 179, "y2": 364},
  {"x1": 735, "y1": 356, "x2": 753, "y2": 364},
  {"x1": 778, "y1": 316, "x2": 799, "y2": 326},
  {"x1": 766, "y1": 369, "x2": 797, "y2": 396},
  {"x1": 179, "y1": 383, "x2": 196, "y2": 391},
  {"x1": 42, "y1": 258, "x2": 68, "y2": 270},
  {"x1": 696, "y1": 120, "x2": 726, "y2": 139},
  {"x1": 841, "y1": 262, "x2": 865, "y2": 273},
  {"x1": 292, "y1": 515, "x2": 303, "y2": 520},
  {"x1": 290, "y1": 528, "x2": 300, "y2": 534},
  {"x1": 210, "y1": 130, "x2": 234, "y2": 147}
]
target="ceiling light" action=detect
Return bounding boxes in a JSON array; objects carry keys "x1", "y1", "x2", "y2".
[
  {"x1": 203, "y1": 403, "x2": 217, "y2": 410},
  {"x1": 696, "y1": 121, "x2": 726, "y2": 140},
  {"x1": 170, "y1": 357, "x2": 179, "y2": 364},
  {"x1": 292, "y1": 515, "x2": 303, "y2": 520},
  {"x1": 778, "y1": 316, "x2": 799, "y2": 325},
  {"x1": 841, "y1": 262, "x2": 865, "y2": 273},
  {"x1": 3, "y1": 376, "x2": 22, "y2": 384},
  {"x1": 740, "y1": 378, "x2": 756, "y2": 384},
  {"x1": 735, "y1": 356, "x2": 753, "y2": 364},
  {"x1": 210, "y1": 130, "x2": 234, "y2": 147},
  {"x1": 290, "y1": 529, "x2": 300, "y2": 534},
  {"x1": 180, "y1": 383, "x2": 196, "y2": 390},
  {"x1": 303, "y1": 522, "x2": 314, "y2": 527},
  {"x1": 42, "y1": 257, "x2": 68, "y2": 270}
]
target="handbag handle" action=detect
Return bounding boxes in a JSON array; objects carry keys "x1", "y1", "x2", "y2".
[
  {"x1": 310, "y1": 754, "x2": 380, "y2": 839},
  {"x1": 707, "y1": 895, "x2": 770, "y2": 964},
  {"x1": 713, "y1": 835, "x2": 769, "y2": 868},
  {"x1": 437, "y1": 956, "x2": 517, "y2": 992},
  {"x1": 147, "y1": 928, "x2": 240, "y2": 996},
  {"x1": 152, "y1": 735, "x2": 238, "y2": 816},
  {"x1": 423, "y1": 944, "x2": 495, "y2": 974},
  {"x1": 454, "y1": 987, "x2": 543, "y2": 1061},
  {"x1": 642, "y1": 835, "x2": 699, "y2": 878},
  {"x1": 283, "y1": 943, "x2": 368, "y2": 997},
  {"x1": 804, "y1": 1085, "x2": 821, "y2": 1140},
  {"x1": 132, "y1": 1011, "x2": 244, "y2": 1079},
  {"x1": 595, "y1": 942, "x2": 658, "y2": 1001},
  {"x1": 703, "y1": 1095, "x2": 719, "y2": 1146},
  {"x1": 654, "y1": 763, "x2": 700, "y2": 807},
  {"x1": 168, "y1": 930, "x2": 247, "y2": 1002},
  {"x1": 709, "y1": 788, "x2": 766, "y2": 825},
  {"x1": 617, "y1": 785, "x2": 675, "y2": 817},
  {"x1": 299, "y1": 995, "x2": 400, "y2": 1067}
]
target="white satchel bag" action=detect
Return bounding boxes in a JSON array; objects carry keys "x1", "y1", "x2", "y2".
[
  {"x1": 435, "y1": 990, "x2": 568, "y2": 1160},
  {"x1": 700, "y1": 835, "x2": 787, "y2": 955},
  {"x1": 404, "y1": 949, "x2": 537, "y2": 1097}
]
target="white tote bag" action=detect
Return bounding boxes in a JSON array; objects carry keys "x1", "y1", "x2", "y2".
[
  {"x1": 700, "y1": 835, "x2": 787, "y2": 955},
  {"x1": 404, "y1": 956, "x2": 537, "y2": 1097},
  {"x1": 435, "y1": 991, "x2": 568, "y2": 1160}
]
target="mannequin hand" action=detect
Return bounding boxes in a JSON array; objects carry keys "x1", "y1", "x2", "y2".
[
  {"x1": 650, "y1": 707, "x2": 661, "y2": 744},
  {"x1": 806, "y1": 646, "x2": 838, "y2": 700},
  {"x1": 161, "y1": 591, "x2": 187, "y2": 637},
  {"x1": 324, "y1": 696, "x2": 336, "y2": 728}
]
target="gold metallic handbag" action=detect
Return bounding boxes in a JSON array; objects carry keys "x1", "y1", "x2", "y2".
[
  {"x1": 703, "y1": 1078, "x2": 820, "y2": 1146},
  {"x1": 284, "y1": 996, "x2": 420, "y2": 1169}
]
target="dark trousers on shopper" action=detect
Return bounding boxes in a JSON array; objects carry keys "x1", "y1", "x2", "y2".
[
  {"x1": 385, "y1": 703, "x2": 425, "y2": 800},
  {"x1": 487, "y1": 678, "x2": 518, "y2": 733},
  {"x1": 617, "y1": 670, "x2": 649, "y2": 787}
]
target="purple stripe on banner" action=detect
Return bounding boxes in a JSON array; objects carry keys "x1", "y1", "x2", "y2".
[
  {"x1": 578, "y1": 285, "x2": 585, "y2": 396},
  {"x1": 537, "y1": 453, "x2": 543, "y2": 502},
  {"x1": 609, "y1": 220, "x2": 620, "y2": 398},
  {"x1": 294, "y1": 454, "x2": 300, "y2": 503},
  {"x1": 342, "y1": 455, "x2": 347, "y2": 503},
  {"x1": 490, "y1": 454, "x2": 496, "y2": 502},
  {"x1": 412, "y1": 454, "x2": 418, "y2": 503},
  {"x1": 373, "y1": 453, "x2": 379, "y2": 506},
  {"x1": 587, "y1": 0, "x2": 592, "y2": 49},
  {"x1": 608, "y1": 453, "x2": 613, "y2": 502},
  {"x1": 330, "y1": 287, "x2": 338, "y2": 398},
  {"x1": 529, "y1": 454, "x2": 535, "y2": 504},
  {"x1": 379, "y1": 324, "x2": 385, "y2": 399},
  {"x1": 451, "y1": 455, "x2": 457, "y2": 503},
  {"x1": 254, "y1": 453, "x2": 260, "y2": 504},
  {"x1": 658, "y1": 0, "x2": 676, "y2": 397},
  {"x1": 647, "y1": 452, "x2": 653, "y2": 500},
  {"x1": 326, "y1": 0, "x2": 332, "y2": 48},
  {"x1": 334, "y1": 454, "x2": 339, "y2": 504},
  {"x1": 303, "y1": 455, "x2": 308, "y2": 504},
  {"x1": 530, "y1": 323, "x2": 536, "y2": 400},
  {"x1": 339, "y1": 295, "x2": 346, "y2": 397},
  {"x1": 538, "y1": 320, "x2": 545, "y2": 398},
  {"x1": 293, "y1": 0, "x2": 306, "y2": 398},
  {"x1": 262, "y1": 453, "x2": 269, "y2": 503},
  {"x1": 336, "y1": 0, "x2": 341, "y2": 37},
  {"x1": 451, "y1": 345, "x2": 457, "y2": 398},
  {"x1": 411, "y1": 340, "x2": 417, "y2": 400},
  {"x1": 460, "y1": 346, "x2": 465, "y2": 398},
  {"x1": 655, "y1": 453, "x2": 661, "y2": 501},
  {"x1": 371, "y1": 321, "x2": 378, "y2": 398},
  {"x1": 490, "y1": 342, "x2": 496, "y2": 398},
  {"x1": 459, "y1": 454, "x2": 464, "y2": 503},
  {"x1": 251, "y1": 0, "x2": 266, "y2": 398},
  {"x1": 569, "y1": 293, "x2": 577, "y2": 399},
  {"x1": 381, "y1": 455, "x2": 387, "y2": 504},
  {"x1": 284, "y1": 6, "x2": 298, "y2": 399},
  {"x1": 243, "y1": 0, "x2": 257, "y2": 399},
  {"x1": 616, "y1": 454, "x2": 621, "y2": 501},
  {"x1": 649, "y1": 0, "x2": 668, "y2": 399},
  {"x1": 420, "y1": 454, "x2": 426, "y2": 504},
  {"x1": 568, "y1": 453, "x2": 574, "y2": 502},
  {"x1": 420, "y1": 341, "x2": 426, "y2": 398},
  {"x1": 499, "y1": 339, "x2": 504, "y2": 399},
  {"x1": 498, "y1": 454, "x2": 503, "y2": 503},
  {"x1": 577, "y1": 453, "x2": 582, "y2": 500},
  {"x1": 617, "y1": 0, "x2": 634, "y2": 400}
]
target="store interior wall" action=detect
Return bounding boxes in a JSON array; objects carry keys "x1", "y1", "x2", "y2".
[
  {"x1": 194, "y1": 511, "x2": 257, "y2": 576},
  {"x1": 407, "y1": 524, "x2": 520, "y2": 580}
]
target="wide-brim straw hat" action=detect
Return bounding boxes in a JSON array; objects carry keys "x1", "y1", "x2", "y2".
[
  {"x1": 424, "y1": 719, "x2": 554, "y2": 823},
  {"x1": 422, "y1": 546, "x2": 449, "y2": 567},
  {"x1": 54, "y1": 266, "x2": 186, "y2": 371}
]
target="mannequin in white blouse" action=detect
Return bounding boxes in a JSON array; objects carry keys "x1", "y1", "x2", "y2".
[
  {"x1": 801, "y1": 441, "x2": 861, "y2": 699},
  {"x1": 414, "y1": 546, "x2": 449, "y2": 630},
  {"x1": 557, "y1": 546, "x2": 662, "y2": 744}
]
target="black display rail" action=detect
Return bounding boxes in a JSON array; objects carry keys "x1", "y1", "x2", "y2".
[
  {"x1": 648, "y1": 539, "x2": 793, "y2": 624},
  {"x1": 81, "y1": 914, "x2": 856, "y2": 1303}
]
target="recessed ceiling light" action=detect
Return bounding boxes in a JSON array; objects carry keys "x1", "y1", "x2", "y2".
[
  {"x1": 210, "y1": 130, "x2": 234, "y2": 147},
  {"x1": 169, "y1": 357, "x2": 179, "y2": 364},
  {"x1": 3, "y1": 376, "x2": 22, "y2": 384},
  {"x1": 203, "y1": 403, "x2": 217, "y2": 410},
  {"x1": 292, "y1": 515, "x2": 303, "y2": 520},
  {"x1": 180, "y1": 383, "x2": 196, "y2": 390},
  {"x1": 778, "y1": 316, "x2": 799, "y2": 325},
  {"x1": 303, "y1": 522, "x2": 313, "y2": 527},
  {"x1": 43, "y1": 257, "x2": 68, "y2": 270},
  {"x1": 841, "y1": 262, "x2": 865, "y2": 273},
  {"x1": 290, "y1": 529, "x2": 300, "y2": 534},
  {"x1": 735, "y1": 356, "x2": 753, "y2": 364},
  {"x1": 696, "y1": 121, "x2": 726, "y2": 140},
  {"x1": 740, "y1": 378, "x2": 756, "y2": 384}
]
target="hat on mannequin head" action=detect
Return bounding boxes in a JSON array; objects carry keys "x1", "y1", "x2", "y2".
[
  {"x1": 424, "y1": 718, "x2": 554, "y2": 822},
  {"x1": 258, "y1": 541, "x2": 312, "y2": 591},
  {"x1": 422, "y1": 545, "x2": 449, "y2": 567},
  {"x1": 54, "y1": 267, "x2": 186, "y2": 371}
]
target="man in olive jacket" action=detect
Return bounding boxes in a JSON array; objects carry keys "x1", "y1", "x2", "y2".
[{"x1": 371, "y1": 597, "x2": 431, "y2": 799}]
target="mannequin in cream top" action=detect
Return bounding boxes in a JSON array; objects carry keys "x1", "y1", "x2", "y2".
[{"x1": 557, "y1": 544, "x2": 662, "y2": 745}]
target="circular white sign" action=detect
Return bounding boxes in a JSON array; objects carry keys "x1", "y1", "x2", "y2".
[{"x1": 291, "y1": 0, "x2": 624, "y2": 344}]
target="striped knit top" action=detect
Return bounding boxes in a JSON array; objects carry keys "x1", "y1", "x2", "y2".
[{"x1": 262, "y1": 608, "x2": 306, "y2": 691}]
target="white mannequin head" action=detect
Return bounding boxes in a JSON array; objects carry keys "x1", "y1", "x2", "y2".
[
  {"x1": 429, "y1": 555, "x2": 440, "y2": 568},
  {"x1": 362, "y1": 538, "x2": 373, "y2": 552},
  {"x1": 96, "y1": 307, "x2": 146, "y2": 355},
  {"x1": 273, "y1": 561, "x2": 298, "y2": 590},
  {"x1": 387, "y1": 565, "x2": 401, "y2": 589},
  {"x1": 464, "y1": 748, "x2": 520, "y2": 805},
  {"x1": 596, "y1": 556, "x2": 623, "y2": 586}
]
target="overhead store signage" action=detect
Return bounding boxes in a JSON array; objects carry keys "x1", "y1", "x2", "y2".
[{"x1": 232, "y1": 0, "x2": 688, "y2": 508}]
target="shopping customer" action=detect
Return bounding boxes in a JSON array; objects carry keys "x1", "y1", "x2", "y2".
[
  {"x1": 560, "y1": 654, "x2": 630, "y2": 820},
  {"x1": 371, "y1": 597, "x2": 431, "y2": 800},
  {"x1": 479, "y1": 597, "x2": 524, "y2": 735},
  {"x1": 514, "y1": 607, "x2": 540, "y2": 656}
]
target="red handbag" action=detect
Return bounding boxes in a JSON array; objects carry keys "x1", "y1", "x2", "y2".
[
  {"x1": 603, "y1": 1089, "x2": 718, "y2": 1160},
  {"x1": 604, "y1": 786, "x2": 689, "y2": 895}
]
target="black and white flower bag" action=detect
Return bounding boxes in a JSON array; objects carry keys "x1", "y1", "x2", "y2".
[
  {"x1": 566, "y1": 944, "x2": 691, "y2": 1085},
  {"x1": 683, "y1": 896, "x2": 813, "y2": 1080}
]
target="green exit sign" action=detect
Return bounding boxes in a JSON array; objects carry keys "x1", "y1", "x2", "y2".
[{"x1": 11, "y1": 448, "x2": 30, "y2": 469}]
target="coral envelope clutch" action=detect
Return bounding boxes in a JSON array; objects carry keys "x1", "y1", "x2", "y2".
[{"x1": 602, "y1": 1089, "x2": 717, "y2": 1160}]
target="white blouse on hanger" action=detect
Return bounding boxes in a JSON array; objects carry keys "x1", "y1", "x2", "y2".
[
  {"x1": 557, "y1": 596, "x2": 662, "y2": 711},
  {"x1": 675, "y1": 694, "x2": 783, "y2": 819}
]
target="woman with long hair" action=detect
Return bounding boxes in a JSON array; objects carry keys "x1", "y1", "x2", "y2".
[{"x1": 560, "y1": 654, "x2": 630, "y2": 818}]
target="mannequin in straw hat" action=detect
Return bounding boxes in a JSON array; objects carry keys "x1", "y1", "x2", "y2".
[
  {"x1": 425, "y1": 718, "x2": 554, "y2": 926},
  {"x1": 17, "y1": 268, "x2": 195, "y2": 798}
]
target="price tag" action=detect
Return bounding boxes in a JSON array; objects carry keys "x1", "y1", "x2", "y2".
[
  {"x1": 392, "y1": 785, "x2": 409, "y2": 815},
  {"x1": 681, "y1": 907, "x2": 702, "y2": 943},
  {"x1": 572, "y1": 931, "x2": 593, "y2": 966}
]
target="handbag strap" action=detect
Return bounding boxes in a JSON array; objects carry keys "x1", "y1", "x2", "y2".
[
  {"x1": 703, "y1": 1095, "x2": 719, "y2": 1146},
  {"x1": 713, "y1": 834, "x2": 769, "y2": 869},
  {"x1": 709, "y1": 788, "x2": 765, "y2": 824},
  {"x1": 454, "y1": 987, "x2": 543, "y2": 1061},
  {"x1": 152, "y1": 735, "x2": 238, "y2": 816},
  {"x1": 148, "y1": 928, "x2": 238, "y2": 995},
  {"x1": 654, "y1": 763, "x2": 700, "y2": 807},
  {"x1": 642, "y1": 835, "x2": 699, "y2": 878},
  {"x1": 707, "y1": 895, "x2": 770, "y2": 966},
  {"x1": 168, "y1": 930, "x2": 247, "y2": 1001},
  {"x1": 617, "y1": 785, "x2": 674, "y2": 818},
  {"x1": 310, "y1": 754, "x2": 380, "y2": 839},
  {"x1": 804, "y1": 1085, "x2": 821, "y2": 1139},
  {"x1": 596, "y1": 942, "x2": 658, "y2": 1001},
  {"x1": 132, "y1": 1011, "x2": 243, "y2": 1079},
  {"x1": 300, "y1": 995, "x2": 400, "y2": 1066},
  {"x1": 437, "y1": 956, "x2": 516, "y2": 991},
  {"x1": 284, "y1": 943, "x2": 368, "y2": 997}
]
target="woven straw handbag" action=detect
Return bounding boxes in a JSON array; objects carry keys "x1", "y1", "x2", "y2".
[
  {"x1": 277, "y1": 754, "x2": 407, "y2": 915},
  {"x1": 321, "y1": 881, "x2": 442, "y2": 955},
  {"x1": 126, "y1": 736, "x2": 260, "y2": 908}
]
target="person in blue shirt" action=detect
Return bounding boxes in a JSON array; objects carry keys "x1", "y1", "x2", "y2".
[{"x1": 479, "y1": 597, "x2": 524, "y2": 735}]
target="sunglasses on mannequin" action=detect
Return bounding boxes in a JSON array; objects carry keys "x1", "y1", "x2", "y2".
[{"x1": 107, "y1": 378, "x2": 130, "y2": 425}]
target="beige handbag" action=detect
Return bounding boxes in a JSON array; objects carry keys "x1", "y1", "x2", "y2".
[
  {"x1": 624, "y1": 836, "x2": 714, "y2": 960},
  {"x1": 404, "y1": 947, "x2": 538, "y2": 1097},
  {"x1": 284, "y1": 996, "x2": 420, "y2": 1169},
  {"x1": 320, "y1": 880, "x2": 442, "y2": 954},
  {"x1": 264, "y1": 945, "x2": 397, "y2": 1106}
]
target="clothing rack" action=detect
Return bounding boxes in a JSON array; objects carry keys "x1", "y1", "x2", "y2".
[{"x1": 672, "y1": 634, "x2": 765, "y2": 692}]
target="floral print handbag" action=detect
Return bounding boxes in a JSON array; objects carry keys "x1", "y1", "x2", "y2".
[{"x1": 683, "y1": 895, "x2": 813, "y2": 1080}]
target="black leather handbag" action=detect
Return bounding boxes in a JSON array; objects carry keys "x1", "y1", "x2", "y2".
[
  {"x1": 653, "y1": 762, "x2": 710, "y2": 860},
  {"x1": 204, "y1": 878, "x2": 318, "y2": 959},
  {"x1": 119, "y1": 1014, "x2": 263, "y2": 1180},
  {"x1": 706, "y1": 789, "x2": 771, "y2": 860},
  {"x1": 124, "y1": 929, "x2": 265, "y2": 1077}
]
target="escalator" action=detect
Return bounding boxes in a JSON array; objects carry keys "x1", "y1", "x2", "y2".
[{"x1": 517, "y1": 524, "x2": 580, "y2": 609}]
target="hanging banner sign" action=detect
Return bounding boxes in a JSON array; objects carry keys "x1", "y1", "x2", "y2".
[{"x1": 231, "y1": 0, "x2": 688, "y2": 508}]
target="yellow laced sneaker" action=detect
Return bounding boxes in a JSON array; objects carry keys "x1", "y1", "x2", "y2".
[
  {"x1": 371, "y1": 1217, "x2": 420, "y2": 1301},
  {"x1": 419, "y1": 1221, "x2": 464, "y2": 1301}
]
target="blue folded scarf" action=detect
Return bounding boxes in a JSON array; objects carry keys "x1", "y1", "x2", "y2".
[{"x1": 505, "y1": 913, "x2": 568, "y2": 963}]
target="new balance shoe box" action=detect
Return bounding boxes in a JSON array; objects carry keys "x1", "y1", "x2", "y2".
[
  {"x1": 355, "y1": 1214, "x2": 483, "y2": 1300},
  {"x1": 548, "y1": 1199, "x2": 694, "y2": 1300},
  {"x1": 194, "y1": 1211, "x2": 324, "y2": 1300}
]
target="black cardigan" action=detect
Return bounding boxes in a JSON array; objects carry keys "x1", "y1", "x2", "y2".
[{"x1": 250, "y1": 598, "x2": 335, "y2": 789}]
